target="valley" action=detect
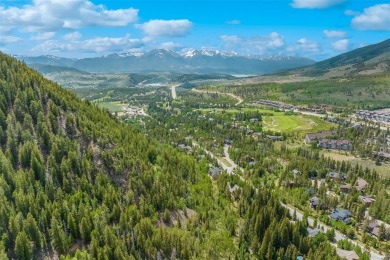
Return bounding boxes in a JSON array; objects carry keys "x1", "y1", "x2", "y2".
[
  {"x1": 1, "y1": 38, "x2": 390, "y2": 260},
  {"x1": 2, "y1": 0, "x2": 389, "y2": 258}
]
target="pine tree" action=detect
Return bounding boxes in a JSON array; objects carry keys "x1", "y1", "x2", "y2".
[{"x1": 14, "y1": 231, "x2": 32, "y2": 260}]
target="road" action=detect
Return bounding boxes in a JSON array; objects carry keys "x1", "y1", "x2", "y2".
[
  {"x1": 191, "y1": 88, "x2": 243, "y2": 106},
  {"x1": 192, "y1": 142, "x2": 233, "y2": 173},
  {"x1": 282, "y1": 203, "x2": 384, "y2": 260},
  {"x1": 191, "y1": 116, "x2": 385, "y2": 259},
  {"x1": 223, "y1": 145, "x2": 239, "y2": 171},
  {"x1": 171, "y1": 85, "x2": 178, "y2": 99},
  {"x1": 197, "y1": 141, "x2": 384, "y2": 259},
  {"x1": 192, "y1": 142, "x2": 245, "y2": 180}
]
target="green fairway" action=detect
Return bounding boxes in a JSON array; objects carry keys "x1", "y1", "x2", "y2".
[
  {"x1": 199, "y1": 107, "x2": 335, "y2": 133},
  {"x1": 97, "y1": 101, "x2": 124, "y2": 112},
  {"x1": 262, "y1": 114, "x2": 335, "y2": 133}
]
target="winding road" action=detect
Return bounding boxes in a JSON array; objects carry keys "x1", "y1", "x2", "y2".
[
  {"x1": 195, "y1": 140, "x2": 384, "y2": 259},
  {"x1": 282, "y1": 203, "x2": 384, "y2": 260}
]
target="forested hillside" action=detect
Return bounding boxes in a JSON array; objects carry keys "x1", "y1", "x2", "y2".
[{"x1": 0, "y1": 52, "x2": 339, "y2": 259}]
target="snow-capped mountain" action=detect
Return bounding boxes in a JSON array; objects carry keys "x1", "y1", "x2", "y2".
[
  {"x1": 117, "y1": 52, "x2": 144, "y2": 58},
  {"x1": 17, "y1": 49, "x2": 315, "y2": 74},
  {"x1": 183, "y1": 49, "x2": 240, "y2": 58}
]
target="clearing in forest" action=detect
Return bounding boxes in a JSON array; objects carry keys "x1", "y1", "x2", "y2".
[{"x1": 262, "y1": 114, "x2": 334, "y2": 133}]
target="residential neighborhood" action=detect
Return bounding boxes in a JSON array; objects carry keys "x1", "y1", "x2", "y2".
[{"x1": 356, "y1": 110, "x2": 390, "y2": 125}]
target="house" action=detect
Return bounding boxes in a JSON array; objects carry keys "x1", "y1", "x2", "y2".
[
  {"x1": 377, "y1": 151, "x2": 390, "y2": 161},
  {"x1": 318, "y1": 139, "x2": 352, "y2": 150},
  {"x1": 359, "y1": 195, "x2": 375, "y2": 206},
  {"x1": 340, "y1": 184, "x2": 351, "y2": 193},
  {"x1": 327, "y1": 172, "x2": 340, "y2": 179},
  {"x1": 227, "y1": 183, "x2": 241, "y2": 195},
  {"x1": 178, "y1": 144, "x2": 187, "y2": 150},
  {"x1": 252, "y1": 132, "x2": 262, "y2": 140},
  {"x1": 249, "y1": 118, "x2": 259, "y2": 123},
  {"x1": 224, "y1": 139, "x2": 232, "y2": 145},
  {"x1": 367, "y1": 220, "x2": 380, "y2": 237},
  {"x1": 208, "y1": 167, "x2": 221, "y2": 179},
  {"x1": 307, "y1": 227, "x2": 322, "y2": 237},
  {"x1": 355, "y1": 177, "x2": 368, "y2": 191},
  {"x1": 336, "y1": 248, "x2": 359, "y2": 260},
  {"x1": 329, "y1": 208, "x2": 352, "y2": 224},
  {"x1": 305, "y1": 131, "x2": 336, "y2": 143},
  {"x1": 310, "y1": 196, "x2": 319, "y2": 208}
]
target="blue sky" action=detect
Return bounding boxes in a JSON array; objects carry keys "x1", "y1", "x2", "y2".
[{"x1": 0, "y1": 0, "x2": 389, "y2": 60}]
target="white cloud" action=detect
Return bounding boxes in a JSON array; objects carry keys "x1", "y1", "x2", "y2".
[
  {"x1": 0, "y1": 35, "x2": 22, "y2": 44},
  {"x1": 136, "y1": 19, "x2": 192, "y2": 37},
  {"x1": 63, "y1": 32, "x2": 82, "y2": 41},
  {"x1": 351, "y1": 4, "x2": 390, "y2": 31},
  {"x1": 220, "y1": 35, "x2": 241, "y2": 44},
  {"x1": 226, "y1": 20, "x2": 241, "y2": 25},
  {"x1": 30, "y1": 32, "x2": 56, "y2": 41},
  {"x1": 0, "y1": 0, "x2": 138, "y2": 32},
  {"x1": 291, "y1": 0, "x2": 345, "y2": 9},
  {"x1": 32, "y1": 34, "x2": 145, "y2": 53},
  {"x1": 267, "y1": 32, "x2": 285, "y2": 48},
  {"x1": 331, "y1": 39, "x2": 349, "y2": 51},
  {"x1": 157, "y1": 42, "x2": 182, "y2": 50},
  {"x1": 294, "y1": 38, "x2": 320, "y2": 52},
  {"x1": 220, "y1": 32, "x2": 285, "y2": 54},
  {"x1": 323, "y1": 30, "x2": 347, "y2": 38}
]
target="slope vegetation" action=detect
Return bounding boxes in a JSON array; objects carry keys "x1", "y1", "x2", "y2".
[
  {"x1": 280, "y1": 39, "x2": 390, "y2": 78},
  {"x1": 0, "y1": 52, "x2": 340, "y2": 259},
  {"x1": 0, "y1": 52, "x2": 235, "y2": 258}
]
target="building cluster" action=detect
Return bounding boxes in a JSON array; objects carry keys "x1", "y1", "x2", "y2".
[
  {"x1": 124, "y1": 106, "x2": 147, "y2": 117},
  {"x1": 251, "y1": 99, "x2": 334, "y2": 114},
  {"x1": 251, "y1": 100, "x2": 297, "y2": 110},
  {"x1": 356, "y1": 110, "x2": 390, "y2": 125},
  {"x1": 305, "y1": 131, "x2": 336, "y2": 143},
  {"x1": 324, "y1": 116, "x2": 350, "y2": 126},
  {"x1": 300, "y1": 169, "x2": 379, "y2": 231},
  {"x1": 305, "y1": 131, "x2": 352, "y2": 151},
  {"x1": 177, "y1": 143, "x2": 194, "y2": 155},
  {"x1": 318, "y1": 139, "x2": 352, "y2": 150}
]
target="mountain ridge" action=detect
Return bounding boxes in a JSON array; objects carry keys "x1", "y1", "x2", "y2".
[
  {"x1": 276, "y1": 38, "x2": 390, "y2": 78},
  {"x1": 15, "y1": 49, "x2": 314, "y2": 74}
]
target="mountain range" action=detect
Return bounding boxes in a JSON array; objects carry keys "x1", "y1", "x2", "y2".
[{"x1": 16, "y1": 49, "x2": 314, "y2": 74}]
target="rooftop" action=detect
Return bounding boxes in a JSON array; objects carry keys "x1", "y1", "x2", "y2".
[{"x1": 355, "y1": 177, "x2": 368, "y2": 191}]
